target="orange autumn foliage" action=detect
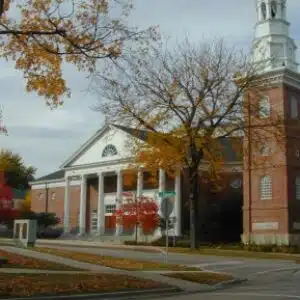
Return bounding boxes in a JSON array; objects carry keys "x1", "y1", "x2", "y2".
[
  {"x1": 0, "y1": 0, "x2": 159, "y2": 107},
  {"x1": 129, "y1": 128, "x2": 227, "y2": 189}
]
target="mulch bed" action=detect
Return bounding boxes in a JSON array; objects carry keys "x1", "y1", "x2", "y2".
[
  {"x1": 0, "y1": 273, "x2": 167, "y2": 298},
  {"x1": 164, "y1": 271, "x2": 234, "y2": 285},
  {"x1": 0, "y1": 250, "x2": 80, "y2": 271}
]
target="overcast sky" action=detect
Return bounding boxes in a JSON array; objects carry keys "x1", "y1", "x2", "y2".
[{"x1": 1, "y1": 0, "x2": 300, "y2": 178}]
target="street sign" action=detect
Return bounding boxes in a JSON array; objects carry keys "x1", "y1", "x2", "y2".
[
  {"x1": 161, "y1": 197, "x2": 174, "y2": 219},
  {"x1": 158, "y1": 191, "x2": 176, "y2": 197}
]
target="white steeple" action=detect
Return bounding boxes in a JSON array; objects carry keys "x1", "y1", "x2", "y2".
[{"x1": 252, "y1": 0, "x2": 298, "y2": 73}]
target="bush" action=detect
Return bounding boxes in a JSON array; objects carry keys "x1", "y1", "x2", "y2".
[
  {"x1": 37, "y1": 227, "x2": 63, "y2": 239},
  {"x1": 0, "y1": 229, "x2": 13, "y2": 238}
]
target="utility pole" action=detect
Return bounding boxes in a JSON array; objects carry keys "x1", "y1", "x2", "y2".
[
  {"x1": 0, "y1": 0, "x2": 4, "y2": 18},
  {"x1": 45, "y1": 182, "x2": 49, "y2": 213}
]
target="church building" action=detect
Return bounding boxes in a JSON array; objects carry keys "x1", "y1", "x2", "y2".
[{"x1": 30, "y1": 0, "x2": 300, "y2": 245}]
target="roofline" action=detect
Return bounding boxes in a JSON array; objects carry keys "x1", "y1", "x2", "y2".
[
  {"x1": 29, "y1": 178, "x2": 65, "y2": 186},
  {"x1": 59, "y1": 123, "x2": 111, "y2": 169},
  {"x1": 63, "y1": 157, "x2": 133, "y2": 171}
]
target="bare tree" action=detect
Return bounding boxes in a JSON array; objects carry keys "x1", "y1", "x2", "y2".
[{"x1": 93, "y1": 38, "x2": 284, "y2": 249}]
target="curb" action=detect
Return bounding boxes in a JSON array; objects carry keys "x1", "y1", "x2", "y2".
[
  {"x1": 0, "y1": 287, "x2": 181, "y2": 300},
  {"x1": 213, "y1": 277, "x2": 248, "y2": 290}
]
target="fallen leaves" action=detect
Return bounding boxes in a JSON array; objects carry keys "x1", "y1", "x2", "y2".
[
  {"x1": 164, "y1": 272, "x2": 234, "y2": 285},
  {"x1": 0, "y1": 250, "x2": 78, "y2": 271},
  {"x1": 0, "y1": 273, "x2": 165, "y2": 297}
]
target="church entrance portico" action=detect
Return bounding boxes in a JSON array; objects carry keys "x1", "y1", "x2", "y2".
[{"x1": 63, "y1": 166, "x2": 182, "y2": 239}]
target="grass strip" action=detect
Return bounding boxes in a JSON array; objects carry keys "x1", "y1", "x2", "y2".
[{"x1": 167, "y1": 247, "x2": 300, "y2": 263}]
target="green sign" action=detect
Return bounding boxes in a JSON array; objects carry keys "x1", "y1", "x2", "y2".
[{"x1": 159, "y1": 191, "x2": 176, "y2": 197}]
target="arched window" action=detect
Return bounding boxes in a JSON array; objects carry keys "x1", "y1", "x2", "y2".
[
  {"x1": 271, "y1": 1, "x2": 277, "y2": 18},
  {"x1": 261, "y1": 2, "x2": 267, "y2": 20},
  {"x1": 260, "y1": 176, "x2": 272, "y2": 200},
  {"x1": 102, "y1": 144, "x2": 118, "y2": 157},
  {"x1": 296, "y1": 177, "x2": 300, "y2": 200},
  {"x1": 259, "y1": 96, "x2": 270, "y2": 118}
]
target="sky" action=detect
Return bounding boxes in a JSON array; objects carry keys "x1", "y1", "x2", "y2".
[{"x1": 1, "y1": 0, "x2": 300, "y2": 178}]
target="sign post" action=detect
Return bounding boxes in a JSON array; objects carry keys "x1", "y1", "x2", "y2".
[{"x1": 159, "y1": 191, "x2": 176, "y2": 264}]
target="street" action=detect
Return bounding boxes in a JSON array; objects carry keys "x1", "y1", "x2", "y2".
[{"x1": 42, "y1": 245, "x2": 300, "y2": 299}]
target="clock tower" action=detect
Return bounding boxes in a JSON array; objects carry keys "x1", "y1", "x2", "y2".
[{"x1": 242, "y1": 0, "x2": 300, "y2": 245}]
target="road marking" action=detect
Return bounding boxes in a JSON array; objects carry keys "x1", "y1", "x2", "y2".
[
  {"x1": 211, "y1": 292, "x2": 300, "y2": 299},
  {"x1": 248, "y1": 267, "x2": 300, "y2": 278},
  {"x1": 190, "y1": 261, "x2": 242, "y2": 268}
]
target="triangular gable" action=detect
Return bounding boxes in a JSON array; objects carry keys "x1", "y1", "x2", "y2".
[
  {"x1": 60, "y1": 124, "x2": 110, "y2": 168},
  {"x1": 60, "y1": 123, "x2": 141, "y2": 168}
]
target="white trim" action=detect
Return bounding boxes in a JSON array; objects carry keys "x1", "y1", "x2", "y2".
[
  {"x1": 29, "y1": 178, "x2": 64, "y2": 186},
  {"x1": 65, "y1": 163, "x2": 131, "y2": 178},
  {"x1": 31, "y1": 180, "x2": 81, "y2": 190}
]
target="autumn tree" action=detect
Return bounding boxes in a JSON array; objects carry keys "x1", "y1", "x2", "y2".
[
  {"x1": 0, "y1": 171, "x2": 19, "y2": 224},
  {"x1": 0, "y1": 149, "x2": 36, "y2": 189},
  {"x1": 94, "y1": 38, "x2": 284, "y2": 249},
  {"x1": 0, "y1": 0, "x2": 158, "y2": 108},
  {"x1": 114, "y1": 192, "x2": 159, "y2": 243}
]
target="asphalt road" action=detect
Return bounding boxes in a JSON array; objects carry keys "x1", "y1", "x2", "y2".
[{"x1": 41, "y1": 245, "x2": 300, "y2": 299}]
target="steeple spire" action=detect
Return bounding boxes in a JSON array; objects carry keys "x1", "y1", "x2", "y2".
[{"x1": 252, "y1": 0, "x2": 298, "y2": 73}]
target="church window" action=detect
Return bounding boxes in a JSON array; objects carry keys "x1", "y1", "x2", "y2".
[
  {"x1": 102, "y1": 144, "x2": 118, "y2": 157},
  {"x1": 261, "y1": 2, "x2": 267, "y2": 20},
  {"x1": 296, "y1": 177, "x2": 300, "y2": 200},
  {"x1": 260, "y1": 175, "x2": 272, "y2": 200},
  {"x1": 259, "y1": 96, "x2": 270, "y2": 118},
  {"x1": 290, "y1": 97, "x2": 298, "y2": 119},
  {"x1": 271, "y1": 1, "x2": 277, "y2": 18}
]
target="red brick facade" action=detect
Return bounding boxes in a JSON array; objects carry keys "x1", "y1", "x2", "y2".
[{"x1": 243, "y1": 75, "x2": 300, "y2": 245}]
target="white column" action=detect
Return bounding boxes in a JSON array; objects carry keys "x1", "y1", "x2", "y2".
[
  {"x1": 174, "y1": 171, "x2": 182, "y2": 236},
  {"x1": 116, "y1": 169, "x2": 123, "y2": 235},
  {"x1": 97, "y1": 172, "x2": 105, "y2": 235},
  {"x1": 63, "y1": 176, "x2": 70, "y2": 234},
  {"x1": 137, "y1": 170, "x2": 143, "y2": 198},
  {"x1": 79, "y1": 174, "x2": 87, "y2": 235},
  {"x1": 159, "y1": 169, "x2": 166, "y2": 193}
]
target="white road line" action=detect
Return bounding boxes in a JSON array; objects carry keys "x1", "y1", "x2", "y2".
[
  {"x1": 212, "y1": 292, "x2": 300, "y2": 299},
  {"x1": 248, "y1": 267, "x2": 300, "y2": 278},
  {"x1": 190, "y1": 261, "x2": 242, "y2": 268}
]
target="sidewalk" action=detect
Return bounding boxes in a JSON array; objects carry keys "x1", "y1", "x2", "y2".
[
  {"x1": 0, "y1": 245, "x2": 216, "y2": 293},
  {"x1": 0, "y1": 238, "x2": 166, "y2": 254}
]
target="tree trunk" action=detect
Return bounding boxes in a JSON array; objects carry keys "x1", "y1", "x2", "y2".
[{"x1": 188, "y1": 166, "x2": 200, "y2": 249}]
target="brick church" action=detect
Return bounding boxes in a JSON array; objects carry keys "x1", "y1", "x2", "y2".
[{"x1": 30, "y1": 0, "x2": 300, "y2": 245}]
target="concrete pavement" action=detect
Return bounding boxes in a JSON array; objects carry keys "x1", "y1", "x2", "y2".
[
  {"x1": 36, "y1": 244, "x2": 300, "y2": 278},
  {"x1": 0, "y1": 245, "x2": 215, "y2": 293},
  {"x1": 31, "y1": 243, "x2": 300, "y2": 299},
  {"x1": 3, "y1": 239, "x2": 300, "y2": 298}
]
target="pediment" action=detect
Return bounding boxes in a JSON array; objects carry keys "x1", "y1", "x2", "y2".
[{"x1": 61, "y1": 124, "x2": 137, "y2": 168}]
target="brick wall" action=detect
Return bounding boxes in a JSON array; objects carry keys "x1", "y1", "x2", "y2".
[{"x1": 31, "y1": 184, "x2": 81, "y2": 230}]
